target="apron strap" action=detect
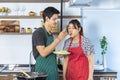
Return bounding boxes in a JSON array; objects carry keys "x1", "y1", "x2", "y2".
[
  {"x1": 68, "y1": 35, "x2": 81, "y2": 48},
  {"x1": 79, "y1": 35, "x2": 81, "y2": 46},
  {"x1": 68, "y1": 38, "x2": 73, "y2": 49},
  {"x1": 42, "y1": 26, "x2": 48, "y2": 46}
]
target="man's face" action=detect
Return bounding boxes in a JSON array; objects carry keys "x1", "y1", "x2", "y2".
[{"x1": 46, "y1": 14, "x2": 59, "y2": 31}]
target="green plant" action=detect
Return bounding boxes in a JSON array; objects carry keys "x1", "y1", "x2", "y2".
[
  {"x1": 1, "y1": 7, "x2": 10, "y2": 13},
  {"x1": 100, "y1": 36, "x2": 108, "y2": 55}
]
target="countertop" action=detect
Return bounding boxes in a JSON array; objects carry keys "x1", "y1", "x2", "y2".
[{"x1": 0, "y1": 64, "x2": 117, "y2": 80}]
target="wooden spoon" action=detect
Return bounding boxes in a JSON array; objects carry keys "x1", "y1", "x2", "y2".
[{"x1": 19, "y1": 69, "x2": 31, "y2": 78}]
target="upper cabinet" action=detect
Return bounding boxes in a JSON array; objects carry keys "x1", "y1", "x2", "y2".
[{"x1": 0, "y1": 0, "x2": 69, "y2": 3}]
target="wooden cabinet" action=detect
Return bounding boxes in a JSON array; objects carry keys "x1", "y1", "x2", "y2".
[
  {"x1": 59, "y1": 68, "x2": 117, "y2": 80},
  {"x1": 93, "y1": 68, "x2": 117, "y2": 80}
]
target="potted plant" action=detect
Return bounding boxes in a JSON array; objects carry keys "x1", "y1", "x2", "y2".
[
  {"x1": 100, "y1": 36, "x2": 108, "y2": 68},
  {"x1": 1, "y1": 7, "x2": 10, "y2": 16}
]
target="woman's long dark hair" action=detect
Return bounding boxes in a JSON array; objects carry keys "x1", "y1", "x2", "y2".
[{"x1": 67, "y1": 19, "x2": 83, "y2": 36}]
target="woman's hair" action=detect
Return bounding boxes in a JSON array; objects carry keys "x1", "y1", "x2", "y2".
[
  {"x1": 67, "y1": 19, "x2": 83, "y2": 36},
  {"x1": 43, "y1": 7, "x2": 60, "y2": 22}
]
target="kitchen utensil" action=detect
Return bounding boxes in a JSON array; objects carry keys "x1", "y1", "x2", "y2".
[
  {"x1": 19, "y1": 69, "x2": 31, "y2": 78},
  {"x1": 17, "y1": 72, "x2": 48, "y2": 80}
]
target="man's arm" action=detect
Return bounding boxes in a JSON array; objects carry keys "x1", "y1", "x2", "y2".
[
  {"x1": 63, "y1": 56, "x2": 68, "y2": 80},
  {"x1": 36, "y1": 29, "x2": 67, "y2": 57}
]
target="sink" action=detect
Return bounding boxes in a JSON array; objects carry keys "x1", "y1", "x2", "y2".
[
  {"x1": 94, "y1": 65, "x2": 104, "y2": 70},
  {"x1": 2, "y1": 67, "x2": 30, "y2": 72},
  {"x1": 13, "y1": 67, "x2": 30, "y2": 72}
]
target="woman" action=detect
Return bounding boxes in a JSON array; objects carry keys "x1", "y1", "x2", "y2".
[{"x1": 63, "y1": 19, "x2": 94, "y2": 80}]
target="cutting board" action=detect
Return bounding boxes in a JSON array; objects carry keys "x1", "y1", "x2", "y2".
[{"x1": 0, "y1": 20, "x2": 20, "y2": 33}]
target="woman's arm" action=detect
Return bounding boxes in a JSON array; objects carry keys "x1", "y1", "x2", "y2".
[
  {"x1": 88, "y1": 52, "x2": 94, "y2": 80},
  {"x1": 63, "y1": 55, "x2": 68, "y2": 80}
]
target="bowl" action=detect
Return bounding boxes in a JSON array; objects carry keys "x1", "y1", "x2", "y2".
[{"x1": 29, "y1": 11, "x2": 35, "y2": 16}]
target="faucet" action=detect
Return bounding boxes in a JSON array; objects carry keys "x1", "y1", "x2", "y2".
[
  {"x1": 0, "y1": 64, "x2": 8, "y2": 72},
  {"x1": 29, "y1": 51, "x2": 33, "y2": 72}
]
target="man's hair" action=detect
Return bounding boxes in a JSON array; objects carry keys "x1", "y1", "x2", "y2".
[{"x1": 43, "y1": 7, "x2": 60, "y2": 22}]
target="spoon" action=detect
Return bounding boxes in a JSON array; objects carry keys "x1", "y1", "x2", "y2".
[{"x1": 19, "y1": 69, "x2": 31, "y2": 78}]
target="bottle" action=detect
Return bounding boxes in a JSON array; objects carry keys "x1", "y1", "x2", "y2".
[
  {"x1": 26, "y1": 27, "x2": 32, "y2": 33},
  {"x1": 57, "y1": 58, "x2": 63, "y2": 70},
  {"x1": 40, "y1": 20, "x2": 44, "y2": 27},
  {"x1": 20, "y1": 28, "x2": 25, "y2": 33},
  {"x1": 33, "y1": 27, "x2": 37, "y2": 32}
]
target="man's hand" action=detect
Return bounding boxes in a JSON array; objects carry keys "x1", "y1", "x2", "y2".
[{"x1": 57, "y1": 29, "x2": 67, "y2": 41}]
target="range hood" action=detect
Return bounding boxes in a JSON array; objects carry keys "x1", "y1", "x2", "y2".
[
  {"x1": 69, "y1": 0, "x2": 120, "y2": 9},
  {"x1": 69, "y1": 0, "x2": 93, "y2": 7}
]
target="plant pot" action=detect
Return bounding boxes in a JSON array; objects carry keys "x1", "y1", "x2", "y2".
[{"x1": 2, "y1": 12, "x2": 8, "y2": 16}]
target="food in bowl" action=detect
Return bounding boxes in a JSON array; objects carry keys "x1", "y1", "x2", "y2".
[{"x1": 53, "y1": 50, "x2": 70, "y2": 54}]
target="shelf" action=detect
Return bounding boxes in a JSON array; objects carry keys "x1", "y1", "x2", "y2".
[
  {"x1": 0, "y1": 32, "x2": 32, "y2": 35},
  {"x1": 0, "y1": 16, "x2": 82, "y2": 19},
  {"x1": 60, "y1": 16, "x2": 82, "y2": 18},
  {"x1": 0, "y1": 16, "x2": 42, "y2": 19},
  {"x1": 0, "y1": 32, "x2": 59, "y2": 35},
  {"x1": 0, "y1": 0, "x2": 69, "y2": 3}
]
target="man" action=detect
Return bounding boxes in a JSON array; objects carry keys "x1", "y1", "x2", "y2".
[{"x1": 32, "y1": 7, "x2": 67, "y2": 80}]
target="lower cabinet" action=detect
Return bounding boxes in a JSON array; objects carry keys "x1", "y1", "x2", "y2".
[
  {"x1": 0, "y1": 68, "x2": 117, "y2": 80},
  {"x1": 59, "y1": 68, "x2": 117, "y2": 80}
]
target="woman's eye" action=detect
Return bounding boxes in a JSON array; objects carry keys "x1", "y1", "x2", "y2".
[{"x1": 68, "y1": 28, "x2": 75, "y2": 30}]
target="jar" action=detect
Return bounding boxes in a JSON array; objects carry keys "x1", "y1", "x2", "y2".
[
  {"x1": 40, "y1": 20, "x2": 44, "y2": 27},
  {"x1": 33, "y1": 27, "x2": 37, "y2": 32},
  {"x1": 26, "y1": 27, "x2": 32, "y2": 33},
  {"x1": 20, "y1": 28, "x2": 25, "y2": 33}
]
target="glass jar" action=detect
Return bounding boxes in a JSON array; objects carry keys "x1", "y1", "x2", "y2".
[
  {"x1": 20, "y1": 28, "x2": 25, "y2": 33},
  {"x1": 26, "y1": 27, "x2": 32, "y2": 33},
  {"x1": 33, "y1": 27, "x2": 37, "y2": 32}
]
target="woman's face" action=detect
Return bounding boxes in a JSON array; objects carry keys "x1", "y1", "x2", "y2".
[{"x1": 68, "y1": 23, "x2": 80, "y2": 38}]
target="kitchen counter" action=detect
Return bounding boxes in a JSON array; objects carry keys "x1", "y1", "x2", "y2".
[
  {"x1": 93, "y1": 68, "x2": 117, "y2": 80},
  {"x1": 0, "y1": 64, "x2": 35, "y2": 72},
  {"x1": 0, "y1": 64, "x2": 117, "y2": 80},
  {"x1": 59, "y1": 68, "x2": 117, "y2": 80}
]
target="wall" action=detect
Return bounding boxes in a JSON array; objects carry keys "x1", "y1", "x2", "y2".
[
  {"x1": 1, "y1": 2, "x2": 120, "y2": 80},
  {"x1": 83, "y1": 9, "x2": 120, "y2": 80}
]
